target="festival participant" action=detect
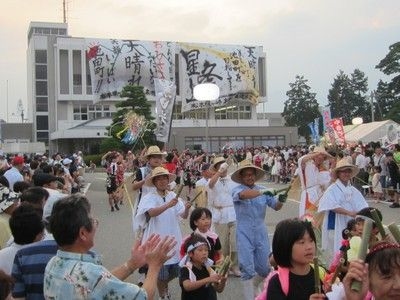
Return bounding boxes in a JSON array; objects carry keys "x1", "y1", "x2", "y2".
[
  {"x1": 372, "y1": 146, "x2": 388, "y2": 198},
  {"x1": 4, "y1": 156, "x2": 24, "y2": 192},
  {"x1": 297, "y1": 146, "x2": 333, "y2": 218},
  {"x1": 318, "y1": 159, "x2": 368, "y2": 264},
  {"x1": 194, "y1": 163, "x2": 213, "y2": 208},
  {"x1": 207, "y1": 157, "x2": 240, "y2": 276},
  {"x1": 179, "y1": 234, "x2": 227, "y2": 300},
  {"x1": 385, "y1": 152, "x2": 400, "y2": 207},
  {"x1": 135, "y1": 167, "x2": 191, "y2": 299},
  {"x1": 261, "y1": 218, "x2": 326, "y2": 300},
  {"x1": 342, "y1": 241, "x2": 400, "y2": 300},
  {"x1": 43, "y1": 194, "x2": 176, "y2": 300},
  {"x1": 231, "y1": 159, "x2": 286, "y2": 299}
]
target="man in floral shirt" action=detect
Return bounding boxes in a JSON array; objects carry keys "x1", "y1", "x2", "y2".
[{"x1": 43, "y1": 194, "x2": 176, "y2": 300}]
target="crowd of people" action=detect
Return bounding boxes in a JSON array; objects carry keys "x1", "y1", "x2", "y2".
[{"x1": 0, "y1": 142, "x2": 400, "y2": 299}]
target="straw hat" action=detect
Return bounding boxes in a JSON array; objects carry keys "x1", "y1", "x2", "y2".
[
  {"x1": 231, "y1": 159, "x2": 265, "y2": 184},
  {"x1": 301, "y1": 146, "x2": 332, "y2": 163},
  {"x1": 333, "y1": 158, "x2": 359, "y2": 178},
  {"x1": 145, "y1": 167, "x2": 176, "y2": 187},
  {"x1": 144, "y1": 146, "x2": 167, "y2": 158},
  {"x1": 211, "y1": 156, "x2": 226, "y2": 171}
]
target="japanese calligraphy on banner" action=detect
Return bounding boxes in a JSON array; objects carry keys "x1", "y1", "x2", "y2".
[
  {"x1": 178, "y1": 43, "x2": 262, "y2": 112},
  {"x1": 328, "y1": 118, "x2": 346, "y2": 145},
  {"x1": 154, "y1": 79, "x2": 176, "y2": 143},
  {"x1": 85, "y1": 39, "x2": 175, "y2": 100}
]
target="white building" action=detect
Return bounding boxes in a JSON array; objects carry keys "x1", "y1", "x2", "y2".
[{"x1": 27, "y1": 21, "x2": 298, "y2": 154}]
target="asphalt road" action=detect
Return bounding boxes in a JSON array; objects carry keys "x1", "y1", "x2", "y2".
[{"x1": 83, "y1": 170, "x2": 399, "y2": 300}]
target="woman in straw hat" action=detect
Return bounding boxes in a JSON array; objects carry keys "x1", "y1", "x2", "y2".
[
  {"x1": 230, "y1": 159, "x2": 287, "y2": 300},
  {"x1": 134, "y1": 166, "x2": 191, "y2": 299},
  {"x1": 318, "y1": 159, "x2": 368, "y2": 264},
  {"x1": 297, "y1": 146, "x2": 333, "y2": 218}
]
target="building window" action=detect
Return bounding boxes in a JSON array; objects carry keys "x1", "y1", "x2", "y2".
[
  {"x1": 36, "y1": 131, "x2": 49, "y2": 145},
  {"x1": 59, "y1": 49, "x2": 69, "y2": 94},
  {"x1": 35, "y1": 50, "x2": 47, "y2": 64},
  {"x1": 36, "y1": 116, "x2": 48, "y2": 130},
  {"x1": 36, "y1": 97, "x2": 48, "y2": 112},
  {"x1": 85, "y1": 57, "x2": 92, "y2": 94},
  {"x1": 35, "y1": 65, "x2": 47, "y2": 80},
  {"x1": 36, "y1": 81, "x2": 48, "y2": 96},
  {"x1": 73, "y1": 104, "x2": 112, "y2": 121},
  {"x1": 214, "y1": 104, "x2": 251, "y2": 120},
  {"x1": 73, "y1": 50, "x2": 82, "y2": 94}
]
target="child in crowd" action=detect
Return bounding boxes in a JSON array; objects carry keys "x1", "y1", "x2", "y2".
[
  {"x1": 371, "y1": 165, "x2": 383, "y2": 202},
  {"x1": 261, "y1": 218, "x2": 326, "y2": 300},
  {"x1": 181, "y1": 207, "x2": 223, "y2": 264},
  {"x1": 179, "y1": 234, "x2": 227, "y2": 300},
  {"x1": 343, "y1": 241, "x2": 400, "y2": 300}
]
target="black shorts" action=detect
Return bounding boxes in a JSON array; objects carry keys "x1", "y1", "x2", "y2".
[{"x1": 106, "y1": 175, "x2": 117, "y2": 194}]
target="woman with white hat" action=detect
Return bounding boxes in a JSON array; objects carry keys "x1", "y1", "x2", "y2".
[
  {"x1": 297, "y1": 146, "x2": 333, "y2": 218},
  {"x1": 134, "y1": 167, "x2": 190, "y2": 299},
  {"x1": 318, "y1": 159, "x2": 368, "y2": 264}
]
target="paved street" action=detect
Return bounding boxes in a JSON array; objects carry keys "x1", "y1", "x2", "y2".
[{"x1": 83, "y1": 170, "x2": 399, "y2": 300}]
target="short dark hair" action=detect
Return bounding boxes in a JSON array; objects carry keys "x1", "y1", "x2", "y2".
[
  {"x1": 366, "y1": 244, "x2": 400, "y2": 276},
  {"x1": 272, "y1": 218, "x2": 316, "y2": 268},
  {"x1": 21, "y1": 186, "x2": 50, "y2": 205},
  {"x1": 356, "y1": 207, "x2": 382, "y2": 229},
  {"x1": 9, "y1": 203, "x2": 44, "y2": 244},
  {"x1": 49, "y1": 194, "x2": 92, "y2": 247},
  {"x1": 13, "y1": 181, "x2": 31, "y2": 193},
  {"x1": 189, "y1": 207, "x2": 212, "y2": 231}
]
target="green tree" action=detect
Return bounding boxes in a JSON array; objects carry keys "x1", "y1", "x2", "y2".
[
  {"x1": 386, "y1": 100, "x2": 400, "y2": 123},
  {"x1": 376, "y1": 42, "x2": 400, "y2": 99},
  {"x1": 374, "y1": 80, "x2": 396, "y2": 120},
  {"x1": 100, "y1": 85, "x2": 158, "y2": 153},
  {"x1": 327, "y1": 70, "x2": 369, "y2": 124},
  {"x1": 282, "y1": 75, "x2": 320, "y2": 142}
]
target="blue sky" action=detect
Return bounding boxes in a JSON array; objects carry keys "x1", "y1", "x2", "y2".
[{"x1": 0, "y1": 0, "x2": 399, "y2": 121}]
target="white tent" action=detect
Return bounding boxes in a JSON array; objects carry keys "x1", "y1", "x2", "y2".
[{"x1": 343, "y1": 120, "x2": 399, "y2": 144}]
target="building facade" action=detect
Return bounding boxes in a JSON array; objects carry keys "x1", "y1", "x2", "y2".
[{"x1": 27, "y1": 21, "x2": 298, "y2": 154}]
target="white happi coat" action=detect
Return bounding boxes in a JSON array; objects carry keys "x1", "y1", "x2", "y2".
[{"x1": 318, "y1": 179, "x2": 368, "y2": 254}]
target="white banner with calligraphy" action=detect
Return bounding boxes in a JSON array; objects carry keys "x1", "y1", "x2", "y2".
[
  {"x1": 154, "y1": 79, "x2": 176, "y2": 143},
  {"x1": 178, "y1": 43, "x2": 262, "y2": 112},
  {"x1": 85, "y1": 39, "x2": 175, "y2": 100}
]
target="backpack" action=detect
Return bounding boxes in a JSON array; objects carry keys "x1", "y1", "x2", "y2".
[{"x1": 256, "y1": 267, "x2": 289, "y2": 300}]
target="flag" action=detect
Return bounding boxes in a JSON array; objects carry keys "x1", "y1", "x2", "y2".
[
  {"x1": 308, "y1": 121, "x2": 317, "y2": 144},
  {"x1": 329, "y1": 118, "x2": 346, "y2": 145},
  {"x1": 314, "y1": 117, "x2": 320, "y2": 145}
]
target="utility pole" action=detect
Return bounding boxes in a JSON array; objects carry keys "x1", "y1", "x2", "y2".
[
  {"x1": 370, "y1": 91, "x2": 375, "y2": 122},
  {"x1": 63, "y1": 0, "x2": 67, "y2": 23},
  {"x1": 6, "y1": 80, "x2": 9, "y2": 123}
]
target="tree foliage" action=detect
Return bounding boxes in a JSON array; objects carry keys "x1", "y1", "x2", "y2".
[
  {"x1": 100, "y1": 85, "x2": 158, "y2": 153},
  {"x1": 327, "y1": 69, "x2": 370, "y2": 124},
  {"x1": 374, "y1": 80, "x2": 397, "y2": 120},
  {"x1": 282, "y1": 75, "x2": 320, "y2": 141},
  {"x1": 376, "y1": 42, "x2": 400, "y2": 98}
]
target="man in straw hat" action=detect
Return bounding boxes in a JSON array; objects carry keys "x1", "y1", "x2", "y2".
[
  {"x1": 231, "y1": 159, "x2": 287, "y2": 300},
  {"x1": 134, "y1": 167, "x2": 190, "y2": 299},
  {"x1": 207, "y1": 156, "x2": 240, "y2": 276},
  {"x1": 318, "y1": 158, "x2": 368, "y2": 264},
  {"x1": 132, "y1": 146, "x2": 168, "y2": 206},
  {"x1": 297, "y1": 146, "x2": 333, "y2": 218}
]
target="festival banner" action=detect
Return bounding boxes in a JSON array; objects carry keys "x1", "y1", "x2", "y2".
[
  {"x1": 178, "y1": 43, "x2": 262, "y2": 112},
  {"x1": 154, "y1": 78, "x2": 176, "y2": 143},
  {"x1": 85, "y1": 39, "x2": 175, "y2": 100},
  {"x1": 328, "y1": 118, "x2": 346, "y2": 145},
  {"x1": 314, "y1": 118, "x2": 321, "y2": 145},
  {"x1": 308, "y1": 121, "x2": 317, "y2": 144}
]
